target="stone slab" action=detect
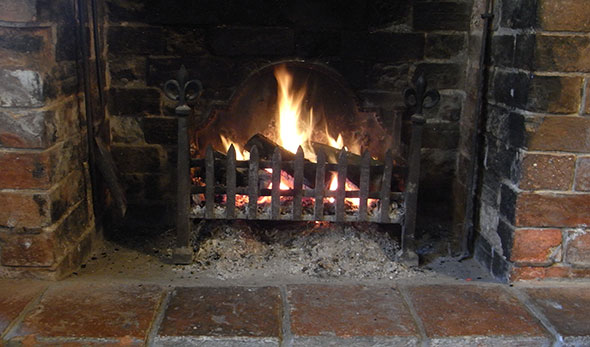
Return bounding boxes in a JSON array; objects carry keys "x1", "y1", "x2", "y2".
[
  {"x1": 158, "y1": 286, "x2": 281, "y2": 338},
  {"x1": 406, "y1": 285, "x2": 548, "y2": 339},
  {"x1": 525, "y1": 287, "x2": 590, "y2": 338},
  {"x1": 16, "y1": 282, "x2": 163, "y2": 340},
  {"x1": 287, "y1": 284, "x2": 418, "y2": 338},
  {"x1": 0, "y1": 280, "x2": 46, "y2": 335}
]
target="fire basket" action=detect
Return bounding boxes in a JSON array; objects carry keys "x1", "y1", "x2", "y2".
[{"x1": 164, "y1": 62, "x2": 439, "y2": 265}]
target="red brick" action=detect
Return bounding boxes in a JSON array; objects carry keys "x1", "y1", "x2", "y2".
[
  {"x1": 158, "y1": 286, "x2": 281, "y2": 338},
  {"x1": 510, "y1": 265, "x2": 590, "y2": 281},
  {"x1": 0, "y1": 0, "x2": 37, "y2": 22},
  {"x1": 575, "y1": 157, "x2": 590, "y2": 191},
  {"x1": 18, "y1": 283, "x2": 163, "y2": 340},
  {"x1": 406, "y1": 285, "x2": 547, "y2": 337},
  {"x1": 515, "y1": 192, "x2": 590, "y2": 227},
  {"x1": 519, "y1": 154, "x2": 575, "y2": 191},
  {"x1": 528, "y1": 117, "x2": 590, "y2": 153},
  {"x1": 535, "y1": 35, "x2": 590, "y2": 73},
  {"x1": 539, "y1": 0, "x2": 590, "y2": 32},
  {"x1": 511, "y1": 229, "x2": 562, "y2": 265},
  {"x1": 0, "y1": 150, "x2": 51, "y2": 189},
  {"x1": 0, "y1": 191, "x2": 49, "y2": 229},
  {"x1": 0, "y1": 280, "x2": 46, "y2": 335},
  {"x1": 565, "y1": 230, "x2": 590, "y2": 266},
  {"x1": 525, "y1": 287, "x2": 590, "y2": 337},
  {"x1": 288, "y1": 285, "x2": 418, "y2": 338},
  {"x1": 0, "y1": 232, "x2": 55, "y2": 267}
]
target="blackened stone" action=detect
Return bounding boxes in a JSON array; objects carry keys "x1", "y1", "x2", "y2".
[
  {"x1": 413, "y1": 63, "x2": 464, "y2": 90},
  {"x1": 367, "y1": 63, "x2": 410, "y2": 90},
  {"x1": 342, "y1": 32, "x2": 424, "y2": 63},
  {"x1": 0, "y1": 0, "x2": 37, "y2": 22},
  {"x1": 425, "y1": 34, "x2": 466, "y2": 60},
  {"x1": 217, "y1": 0, "x2": 289, "y2": 27},
  {"x1": 42, "y1": 62, "x2": 79, "y2": 100},
  {"x1": 108, "y1": 88, "x2": 161, "y2": 117},
  {"x1": 485, "y1": 105, "x2": 526, "y2": 148},
  {"x1": 424, "y1": 92, "x2": 463, "y2": 122},
  {"x1": 500, "y1": 184, "x2": 518, "y2": 224},
  {"x1": 295, "y1": 31, "x2": 341, "y2": 58},
  {"x1": 163, "y1": 27, "x2": 207, "y2": 57},
  {"x1": 491, "y1": 70, "x2": 530, "y2": 109},
  {"x1": 123, "y1": 203, "x2": 174, "y2": 227},
  {"x1": 209, "y1": 27, "x2": 294, "y2": 57},
  {"x1": 106, "y1": 0, "x2": 223, "y2": 26},
  {"x1": 0, "y1": 69, "x2": 44, "y2": 107},
  {"x1": 486, "y1": 135, "x2": 521, "y2": 183},
  {"x1": 501, "y1": 0, "x2": 538, "y2": 29},
  {"x1": 0, "y1": 28, "x2": 44, "y2": 53},
  {"x1": 368, "y1": 0, "x2": 411, "y2": 29},
  {"x1": 413, "y1": 1, "x2": 471, "y2": 31},
  {"x1": 422, "y1": 122, "x2": 459, "y2": 149},
  {"x1": 144, "y1": 174, "x2": 173, "y2": 201},
  {"x1": 37, "y1": 0, "x2": 76, "y2": 24},
  {"x1": 418, "y1": 148, "x2": 456, "y2": 191},
  {"x1": 497, "y1": 219, "x2": 515, "y2": 260},
  {"x1": 474, "y1": 235, "x2": 493, "y2": 273},
  {"x1": 111, "y1": 144, "x2": 163, "y2": 173},
  {"x1": 527, "y1": 75, "x2": 582, "y2": 113},
  {"x1": 109, "y1": 57, "x2": 147, "y2": 87},
  {"x1": 491, "y1": 248, "x2": 511, "y2": 282},
  {"x1": 324, "y1": 59, "x2": 367, "y2": 90},
  {"x1": 514, "y1": 34, "x2": 536, "y2": 70},
  {"x1": 107, "y1": 26, "x2": 167, "y2": 55},
  {"x1": 110, "y1": 116, "x2": 145, "y2": 144},
  {"x1": 56, "y1": 24, "x2": 78, "y2": 62},
  {"x1": 143, "y1": 117, "x2": 177, "y2": 145},
  {"x1": 490, "y1": 35, "x2": 515, "y2": 67},
  {"x1": 147, "y1": 57, "x2": 235, "y2": 89},
  {"x1": 284, "y1": 0, "x2": 367, "y2": 30}
]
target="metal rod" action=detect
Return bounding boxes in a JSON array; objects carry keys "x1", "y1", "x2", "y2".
[
  {"x1": 314, "y1": 149, "x2": 326, "y2": 220},
  {"x1": 292, "y1": 146, "x2": 304, "y2": 220},
  {"x1": 271, "y1": 148, "x2": 281, "y2": 220},
  {"x1": 248, "y1": 146, "x2": 259, "y2": 219},
  {"x1": 226, "y1": 145, "x2": 236, "y2": 219},
  {"x1": 359, "y1": 150, "x2": 370, "y2": 221},
  {"x1": 403, "y1": 117, "x2": 424, "y2": 247},
  {"x1": 462, "y1": 0, "x2": 495, "y2": 258},
  {"x1": 336, "y1": 149, "x2": 347, "y2": 222}
]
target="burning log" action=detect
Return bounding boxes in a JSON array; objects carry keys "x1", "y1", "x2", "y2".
[{"x1": 245, "y1": 133, "x2": 317, "y2": 188}]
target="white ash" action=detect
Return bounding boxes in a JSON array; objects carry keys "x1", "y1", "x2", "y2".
[{"x1": 186, "y1": 221, "x2": 422, "y2": 280}]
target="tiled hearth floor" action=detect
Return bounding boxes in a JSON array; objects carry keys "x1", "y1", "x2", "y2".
[{"x1": 1, "y1": 278, "x2": 590, "y2": 346}]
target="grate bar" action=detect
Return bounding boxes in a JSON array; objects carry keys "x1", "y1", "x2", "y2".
[
  {"x1": 380, "y1": 149, "x2": 393, "y2": 223},
  {"x1": 314, "y1": 149, "x2": 326, "y2": 220},
  {"x1": 226, "y1": 145, "x2": 236, "y2": 218},
  {"x1": 247, "y1": 145, "x2": 259, "y2": 219},
  {"x1": 271, "y1": 148, "x2": 281, "y2": 220},
  {"x1": 205, "y1": 145, "x2": 215, "y2": 218},
  {"x1": 359, "y1": 150, "x2": 370, "y2": 222},
  {"x1": 335, "y1": 149, "x2": 347, "y2": 222},
  {"x1": 293, "y1": 146, "x2": 304, "y2": 220}
]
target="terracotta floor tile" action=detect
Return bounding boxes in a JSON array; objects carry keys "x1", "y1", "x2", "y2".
[
  {"x1": 0, "y1": 280, "x2": 46, "y2": 335},
  {"x1": 407, "y1": 285, "x2": 548, "y2": 338},
  {"x1": 287, "y1": 284, "x2": 418, "y2": 338},
  {"x1": 158, "y1": 286, "x2": 282, "y2": 338},
  {"x1": 525, "y1": 286, "x2": 590, "y2": 337},
  {"x1": 16, "y1": 282, "x2": 163, "y2": 340}
]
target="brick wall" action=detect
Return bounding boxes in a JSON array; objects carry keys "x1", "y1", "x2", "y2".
[
  {"x1": 470, "y1": 0, "x2": 590, "y2": 281},
  {"x1": 104, "y1": 0, "x2": 474, "y2": 233},
  {"x1": 0, "y1": 0, "x2": 98, "y2": 279}
]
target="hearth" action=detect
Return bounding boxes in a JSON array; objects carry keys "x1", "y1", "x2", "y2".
[{"x1": 164, "y1": 61, "x2": 439, "y2": 265}]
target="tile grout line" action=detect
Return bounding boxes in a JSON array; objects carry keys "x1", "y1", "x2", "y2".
[
  {"x1": 1, "y1": 284, "x2": 50, "y2": 342},
  {"x1": 145, "y1": 287, "x2": 173, "y2": 347},
  {"x1": 507, "y1": 286, "x2": 564, "y2": 347},
  {"x1": 279, "y1": 285, "x2": 293, "y2": 347},
  {"x1": 397, "y1": 285, "x2": 430, "y2": 347}
]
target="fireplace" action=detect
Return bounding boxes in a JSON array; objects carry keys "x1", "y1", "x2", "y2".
[{"x1": 1, "y1": 0, "x2": 590, "y2": 281}]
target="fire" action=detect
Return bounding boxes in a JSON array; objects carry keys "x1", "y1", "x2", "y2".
[
  {"x1": 220, "y1": 134, "x2": 249, "y2": 160},
  {"x1": 274, "y1": 64, "x2": 316, "y2": 158},
  {"x1": 258, "y1": 168, "x2": 293, "y2": 204},
  {"x1": 326, "y1": 173, "x2": 361, "y2": 208}
]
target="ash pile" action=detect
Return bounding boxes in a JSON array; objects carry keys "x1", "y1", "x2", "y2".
[{"x1": 187, "y1": 220, "x2": 425, "y2": 280}]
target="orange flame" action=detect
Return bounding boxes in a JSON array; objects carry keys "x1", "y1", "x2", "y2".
[{"x1": 220, "y1": 134, "x2": 250, "y2": 160}]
